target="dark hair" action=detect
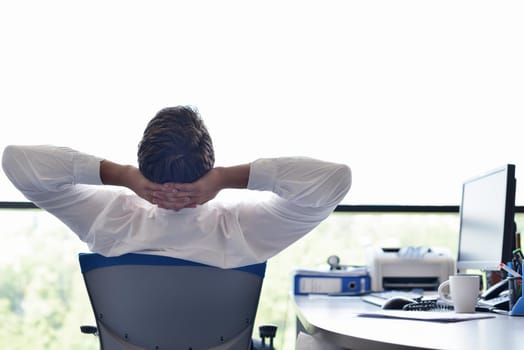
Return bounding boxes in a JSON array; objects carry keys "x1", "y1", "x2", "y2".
[{"x1": 137, "y1": 106, "x2": 214, "y2": 184}]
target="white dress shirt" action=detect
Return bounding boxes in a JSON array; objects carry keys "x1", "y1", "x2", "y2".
[{"x1": 2, "y1": 145, "x2": 351, "y2": 268}]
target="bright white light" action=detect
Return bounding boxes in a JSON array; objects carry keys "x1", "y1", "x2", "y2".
[{"x1": 1, "y1": 0, "x2": 523, "y2": 205}]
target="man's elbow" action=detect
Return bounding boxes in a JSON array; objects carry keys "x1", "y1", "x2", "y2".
[
  {"x1": 326, "y1": 164, "x2": 352, "y2": 207},
  {"x1": 342, "y1": 164, "x2": 352, "y2": 192},
  {"x1": 337, "y1": 164, "x2": 352, "y2": 198},
  {"x1": 2, "y1": 145, "x2": 34, "y2": 192},
  {"x1": 1, "y1": 145, "x2": 18, "y2": 179}
]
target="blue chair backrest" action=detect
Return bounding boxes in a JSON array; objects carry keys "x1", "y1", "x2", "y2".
[{"x1": 79, "y1": 253, "x2": 267, "y2": 350}]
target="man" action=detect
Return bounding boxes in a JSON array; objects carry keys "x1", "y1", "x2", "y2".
[{"x1": 2, "y1": 106, "x2": 351, "y2": 268}]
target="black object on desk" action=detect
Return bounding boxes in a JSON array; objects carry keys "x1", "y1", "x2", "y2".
[
  {"x1": 252, "y1": 325, "x2": 278, "y2": 350},
  {"x1": 381, "y1": 296, "x2": 417, "y2": 310},
  {"x1": 478, "y1": 278, "x2": 512, "y2": 311},
  {"x1": 361, "y1": 289, "x2": 424, "y2": 308}
]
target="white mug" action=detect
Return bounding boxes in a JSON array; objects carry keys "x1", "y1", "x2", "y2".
[{"x1": 438, "y1": 274, "x2": 480, "y2": 313}]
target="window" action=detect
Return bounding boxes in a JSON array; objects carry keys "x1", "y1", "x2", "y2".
[
  {"x1": 1, "y1": 1, "x2": 523, "y2": 205},
  {"x1": 1, "y1": 2, "x2": 523, "y2": 349}
]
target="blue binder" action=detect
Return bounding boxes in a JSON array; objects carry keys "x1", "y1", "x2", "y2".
[{"x1": 293, "y1": 268, "x2": 371, "y2": 295}]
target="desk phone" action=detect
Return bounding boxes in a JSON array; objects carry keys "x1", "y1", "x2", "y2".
[{"x1": 477, "y1": 278, "x2": 511, "y2": 310}]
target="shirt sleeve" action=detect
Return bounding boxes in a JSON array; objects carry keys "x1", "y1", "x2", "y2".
[
  {"x1": 236, "y1": 156, "x2": 352, "y2": 262},
  {"x1": 1, "y1": 145, "x2": 117, "y2": 245},
  {"x1": 2, "y1": 145, "x2": 103, "y2": 194},
  {"x1": 248, "y1": 156, "x2": 352, "y2": 208}
]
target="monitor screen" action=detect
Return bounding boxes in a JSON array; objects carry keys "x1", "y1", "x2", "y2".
[{"x1": 456, "y1": 164, "x2": 516, "y2": 272}]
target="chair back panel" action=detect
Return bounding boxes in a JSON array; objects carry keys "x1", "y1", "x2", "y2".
[{"x1": 80, "y1": 253, "x2": 266, "y2": 350}]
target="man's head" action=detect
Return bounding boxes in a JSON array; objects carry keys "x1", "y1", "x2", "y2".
[{"x1": 137, "y1": 106, "x2": 215, "y2": 184}]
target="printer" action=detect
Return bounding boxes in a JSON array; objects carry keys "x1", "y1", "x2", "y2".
[{"x1": 367, "y1": 246, "x2": 456, "y2": 291}]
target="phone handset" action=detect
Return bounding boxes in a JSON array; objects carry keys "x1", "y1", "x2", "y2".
[{"x1": 480, "y1": 279, "x2": 509, "y2": 300}]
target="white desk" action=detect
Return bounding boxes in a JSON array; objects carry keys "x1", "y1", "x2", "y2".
[{"x1": 292, "y1": 294, "x2": 524, "y2": 350}]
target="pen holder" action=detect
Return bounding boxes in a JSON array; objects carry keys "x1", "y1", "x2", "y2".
[{"x1": 509, "y1": 277, "x2": 524, "y2": 316}]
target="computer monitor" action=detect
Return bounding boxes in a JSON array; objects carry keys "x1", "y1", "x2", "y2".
[{"x1": 456, "y1": 164, "x2": 517, "y2": 272}]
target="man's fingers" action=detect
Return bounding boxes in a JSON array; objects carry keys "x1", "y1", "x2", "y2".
[
  {"x1": 154, "y1": 195, "x2": 193, "y2": 209},
  {"x1": 154, "y1": 193, "x2": 194, "y2": 204},
  {"x1": 148, "y1": 182, "x2": 200, "y2": 210}
]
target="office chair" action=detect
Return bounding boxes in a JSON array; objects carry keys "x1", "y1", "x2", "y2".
[{"x1": 79, "y1": 253, "x2": 276, "y2": 350}]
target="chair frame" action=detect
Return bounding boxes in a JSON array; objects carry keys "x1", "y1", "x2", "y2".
[{"x1": 79, "y1": 253, "x2": 267, "y2": 350}]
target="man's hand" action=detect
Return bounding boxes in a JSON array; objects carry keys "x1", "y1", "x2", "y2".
[
  {"x1": 117, "y1": 165, "x2": 195, "y2": 211},
  {"x1": 100, "y1": 160, "x2": 170, "y2": 206},
  {"x1": 100, "y1": 160, "x2": 250, "y2": 211},
  {"x1": 153, "y1": 164, "x2": 250, "y2": 210},
  {"x1": 163, "y1": 167, "x2": 223, "y2": 208}
]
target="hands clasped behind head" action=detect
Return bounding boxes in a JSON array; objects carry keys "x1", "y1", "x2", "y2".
[{"x1": 150, "y1": 183, "x2": 196, "y2": 210}]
